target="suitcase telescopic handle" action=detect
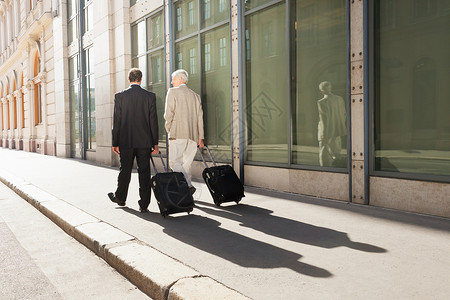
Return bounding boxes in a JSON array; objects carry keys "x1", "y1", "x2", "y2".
[
  {"x1": 150, "y1": 151, "x2": 168, "y2": 174},
  {"x1": 197, "y1": 145, "x2": 217, "y2": 167}
]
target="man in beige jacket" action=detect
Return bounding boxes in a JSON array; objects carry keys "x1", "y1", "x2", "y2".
[{"x1": 164, "y1": 69, "x2": 204, "y2": 194}]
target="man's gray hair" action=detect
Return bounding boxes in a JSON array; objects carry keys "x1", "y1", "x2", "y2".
[
  {"x1": 172, "y1": 69, "x2": 189, "y2": 84},
  {"x1": 319, "y1": 81, "x2": 331, "y2": 91}
]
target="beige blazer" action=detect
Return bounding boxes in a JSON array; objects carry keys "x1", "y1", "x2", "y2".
[{"x1": 164, "y1": 85, "x2": 204, "y2": 142}]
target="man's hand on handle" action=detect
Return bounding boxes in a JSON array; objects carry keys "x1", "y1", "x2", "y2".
[
  {"x1": 112, "y1": 146, "x2": 120, "y2": 155},
  {"x1": 198, "y1": 139, "x2": 204, "y2": 149},
  {"x1": 152, "y1": 145, "x2": 159, "y2": 154}
]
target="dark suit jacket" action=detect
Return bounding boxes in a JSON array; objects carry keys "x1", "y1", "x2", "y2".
[{"x1": 112, "y1": 84, "x2": 159, "y2": 149}]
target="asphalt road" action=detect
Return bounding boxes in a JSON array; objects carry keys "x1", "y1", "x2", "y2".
[{"x1": 0, "y1": 181, "x2": 150, "y2": 300}]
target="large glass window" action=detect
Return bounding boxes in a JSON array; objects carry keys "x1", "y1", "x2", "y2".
[
  {"x1": 69, "y1": 55, "x2": 82, "y2": 158},
  {"x1": 244, "y1": 0, "x2": 348, "y2": 168},
  {"x1": 148, "y1": 49, "x2": 166, "y2": 144},
  {"x1": 293, "y1": 0, "x2": 348, "y2": 167},
  {"x1": 374, "y1": 1, "x2": 450, "y2": 178},
  {"x1": 245, "y1": 3, "x2": 288, "y2": 164},
  {"x1": 84, "y1": 47, "x2": 95, "y2": 150},
  {"x1": 148, "y1": 13, "x2": 164, "y2": 49},
  {"x1": 67, "y1": 0, "x2": 78, "y2": 45},
  {"x1": 131, "y1": 10, "x2": 166, "y2": 144},
  {"x1": 83, "y1": 0, "x2": 94, "y2": 34},
  {"x1": 201, "y1": 25, "x2": 231, "y2": 160},
  {"x1": 33, "y1": 52, "x2": 42, "y2": 126},
  {"x1": 174, "y1": 0, "x2": 232, "y2": 161}
]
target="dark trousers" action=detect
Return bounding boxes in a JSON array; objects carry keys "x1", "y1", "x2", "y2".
[{"x1": 115, "y1": 148, "x2": 152, "y2": 208}]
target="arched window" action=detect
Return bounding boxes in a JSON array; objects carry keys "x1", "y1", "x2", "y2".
[
  {"x1": 13, "y1": 77, "x2": 17, "y2": 129},
  {"x1": 33, "y1": 51, "x2": 42, "y2": 125},
  {"x1": 1, "y1": 82, "x2": 3, "y2": 131},
  {"x1": 6, "y1": 82, "x2": 10, "y2": 130},
  {"x1": 21, "y1": 72, "x2": 24, "y2": 128}
]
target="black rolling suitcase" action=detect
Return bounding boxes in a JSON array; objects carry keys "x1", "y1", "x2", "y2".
[
  {"x1": 198, "y1": 146, "x2": 245, "y2": 206},
  {"x1": 150, "y1": 152, "x2": 194, "y2": 217}
]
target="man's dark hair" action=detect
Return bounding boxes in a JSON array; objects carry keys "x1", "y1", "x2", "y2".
[{"x1": 128, "y1": 68, "x2": 142, "y2": 83}]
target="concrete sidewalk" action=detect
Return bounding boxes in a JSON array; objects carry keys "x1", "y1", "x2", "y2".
[{"x1": 0, "y1": 148, "x2": 449, "y2": 300}]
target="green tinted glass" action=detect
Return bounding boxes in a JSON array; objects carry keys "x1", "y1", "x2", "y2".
[
  {"x1": 175, "y1": 37, "x2": 200, "y2": 94},
  {"x1": 245, "y1": 3, "x2": 288, "y2": 163},
  {"x1": 174, "y1": 0, "x2": 199, "y2": 40},
  {"x1": 244, "y1": 0, "x2": 275, "y2": 11},
  {"x1": 147, "y1": 12, "x2": 164, "y2": 50},
  {"x1": 201, "y1": 25, "x2": 232, "y2": 161},
  {"x1": 292, "y1": 0, "x2": 348, "y2": 168},
  {"x1": 201, "y1": 0, "x2": 229, "y2": 29},
  {"x1": 374, "y1": 1, "x2": 450, "y2": 177},
  {"x1": 147, "y1": 50, "x2": 166, "y2": 143}
]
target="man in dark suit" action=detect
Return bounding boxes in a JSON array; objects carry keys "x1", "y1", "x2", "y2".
[{"x1": 108, "y1": 68, "x2": 159, "y2": 213}]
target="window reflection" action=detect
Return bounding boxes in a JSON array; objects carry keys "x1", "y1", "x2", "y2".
[
  {"x1": 375, "y1": 0, "x2": 450, "y2": 176},
  {"x1": 201, "y1": 25, "x2": 232, "y2": 161},
  {"x1": 175, "y1": 1, "x2": 232, "y2": 161},
  {"x1": 245, "y1": 1, "x2": 348, "y2": 166},
  {"x1": 131, "y1": 11, "x2": 166, "y2": 144},
  {"x1": 175, "y1": 0, "x2": 198, "y2": 39},
  {"x1": 292, "y1": 0, "x2": 347, "y2": 167},
  {"x1": 175, "y1": 37, "x2": 200, "y2": 93},
  {"x1": 245, "y1": 3, "x2": 288, "y2": 164}
]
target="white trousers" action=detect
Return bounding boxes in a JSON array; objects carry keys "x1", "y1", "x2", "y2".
[{"x1": 169, "y1": 139, "x2": 197, "y2": 186}]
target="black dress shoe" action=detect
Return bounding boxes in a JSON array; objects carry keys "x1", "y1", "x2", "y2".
[
  {"x1": 108, "y1": 192, "x2": 126, "y2": 206},
  {"x1": 139, "y1": 207, "x2": 149, "y2": 213},
  {"x1": 138, "y1": 200, "x2": 149, "y2": 213}
]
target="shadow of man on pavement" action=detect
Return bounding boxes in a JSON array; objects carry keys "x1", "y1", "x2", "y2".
[
  {"x1": 121, "y1": 207, "x2": 332, "y2": 278},
  {"x1": 196, "y1": 202, "x2": 387, "y2": 253}
]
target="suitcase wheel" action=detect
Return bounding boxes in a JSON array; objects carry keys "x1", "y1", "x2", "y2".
[{"x1": 235, "y1": 197, "x2": 242, "y2": 204}]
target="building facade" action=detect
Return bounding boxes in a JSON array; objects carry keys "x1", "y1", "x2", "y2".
[{"x1": 1, "y1": 0, "x2": 449, "y2": 218}]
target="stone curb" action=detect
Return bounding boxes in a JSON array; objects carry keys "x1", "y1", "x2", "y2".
[{"x1": 0, "y1": 170, "x2": 251, "y2": 300}]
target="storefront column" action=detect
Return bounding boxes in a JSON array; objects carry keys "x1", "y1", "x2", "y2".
[
  {"x1": 230, "y1": 0, "x2": 241, "y2": 178},
  {"x1": 350, "y1": 0, "x2": 366, "y2": 204}
]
